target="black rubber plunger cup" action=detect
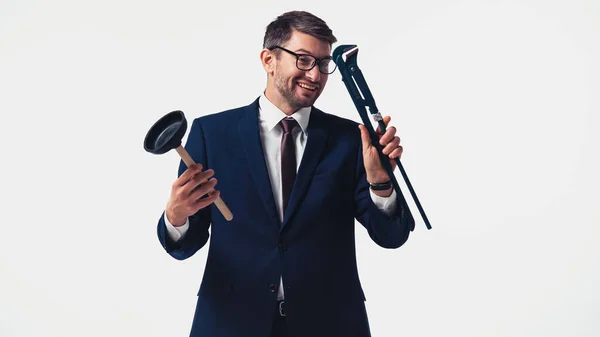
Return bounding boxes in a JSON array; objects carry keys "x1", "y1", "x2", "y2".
[{"x1": 144, "y1": 110, "x2": 233, "y2": 221}]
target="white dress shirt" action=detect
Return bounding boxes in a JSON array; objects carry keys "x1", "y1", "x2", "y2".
[{"x1": 163, "y1": 93, "x2": 397, "y2": 300}]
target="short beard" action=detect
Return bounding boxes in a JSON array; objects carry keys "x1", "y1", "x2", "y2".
[{"x1": 274, "y1": 66, "x2": 316, "y2": 111}]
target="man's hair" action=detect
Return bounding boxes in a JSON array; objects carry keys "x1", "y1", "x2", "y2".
[{"x1": 263, "y1": 11, "x2": 337, "y2": 54}]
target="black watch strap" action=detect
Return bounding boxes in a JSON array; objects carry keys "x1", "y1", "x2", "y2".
[{"x1": 369, "y1": 180, "x2": 392, "y2": 190}]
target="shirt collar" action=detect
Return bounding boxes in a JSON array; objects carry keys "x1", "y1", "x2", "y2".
[{"x1": 258, "y1": 93, "x2": 311, "y2": 134}]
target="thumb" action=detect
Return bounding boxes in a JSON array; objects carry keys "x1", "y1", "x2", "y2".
[{"x1": 358, "y1": 124, "x2": 371, "y2": 150}]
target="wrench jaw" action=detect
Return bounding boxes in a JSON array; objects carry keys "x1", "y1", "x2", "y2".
[
  {"x1": 333, "y1": 44, "x2": 371, "y2": 107},
  {"x1": 333, "y1": 44, "x2": 359, "y2": 65}
]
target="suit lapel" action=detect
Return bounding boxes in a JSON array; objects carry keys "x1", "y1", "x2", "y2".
[
  {"x1": 238, "y1": 98, "x2": 280, "y2": 224},
  {"x1": 281, "y1": 107, "x2": 330, "y2": 230}
]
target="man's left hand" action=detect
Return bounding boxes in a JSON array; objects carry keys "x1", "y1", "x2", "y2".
[{"x1": 358, "y1": 115, "x2": 403, "y2": 185}]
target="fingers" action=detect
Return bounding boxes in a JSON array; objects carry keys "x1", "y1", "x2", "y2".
[
  {"x1": 193, "y1": 190, "x2": 221, "y2": 210},
  {"x1": 182, "y1": 169, "x2": 215, "y2": 194},
  {"x1": 387, "y1": 144, "x2": 403, "y2": 159},
  {"x1": 190, "y1": 177, "x2": 218, "y2": 200},
  {"x1": 374, "y1": 116, "x2": 395, "y2": 143},
  {"x1": 173, "y1": 176, "x2": 220, "y2": 215},
  {"x1": 168, "y1": 164, "x2": 222, "y2": 219},
  {"x1": 375, "y1": 116, "x2": 402, "y2": 159},
  {"x1": 171, "y1": 164, "x2": 216, "y2": 202},
  {"x1": 381, "y1": 135, "x2": 401, "y2": 155},
  {"x1": 361, "y1": 117, "x2": 402, "y2": 158},
  {"x1": 173, "y1": 164, "x2": 203, "y2": 188},
  {"x1": 379, "y1": 126, "x2": 397, "y2": 147},
  {"x1": 375, "y1": 116, "x2": 391, "y2": 135}
]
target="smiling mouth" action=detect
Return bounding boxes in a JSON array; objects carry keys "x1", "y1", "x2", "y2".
[{"x1": 298, "y1": 82, "x2": 318, "y2": 91}]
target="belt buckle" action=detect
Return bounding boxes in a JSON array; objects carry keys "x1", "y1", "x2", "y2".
[{"x1": 278, "y1": 300, "x2": 286, "y2": 317}]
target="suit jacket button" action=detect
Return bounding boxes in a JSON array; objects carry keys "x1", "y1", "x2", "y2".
[
  {"x1": 278, "y1": 243, "x2": 287, "y2": 251},
  {"x1": 269, "y1": 284, "x2": 277, "y2": 292}
]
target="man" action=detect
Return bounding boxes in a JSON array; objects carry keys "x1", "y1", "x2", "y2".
[{"x1": 156, "y1": 10, "x2": 415, "y2": 337}]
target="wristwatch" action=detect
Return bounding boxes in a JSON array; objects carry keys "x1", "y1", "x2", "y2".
[{"x1": 369, "y1": 180, "x2": 392, "y2": 190}]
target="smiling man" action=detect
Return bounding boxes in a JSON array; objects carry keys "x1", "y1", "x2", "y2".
[{"x1": 156, "y1": 10, "x2": 415, "y2": 337}]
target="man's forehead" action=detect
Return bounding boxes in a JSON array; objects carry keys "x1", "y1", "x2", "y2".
[
  {"x1": 283, "y1": 30, "x2": 332, "y2": 56},
  {"x1": 283, "y1": 43, "x2": 332, "y2": 58}
]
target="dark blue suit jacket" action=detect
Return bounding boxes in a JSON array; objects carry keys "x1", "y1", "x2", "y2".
[{"x1": 157, "y1": 97, "x2": 414, "y2": 337}]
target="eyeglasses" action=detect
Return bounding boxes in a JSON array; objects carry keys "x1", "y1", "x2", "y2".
[{"x1": 269, "y1": 46, "x2": 337, "y2": 75}]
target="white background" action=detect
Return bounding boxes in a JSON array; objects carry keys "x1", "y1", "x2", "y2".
[{"x1": 1, "y1": 0, "x2": 599, "y2": 336}]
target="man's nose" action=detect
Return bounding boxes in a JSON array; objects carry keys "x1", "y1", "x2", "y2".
[{"x1": 306, "y1": 65, "x2": 321, "y2": 82}]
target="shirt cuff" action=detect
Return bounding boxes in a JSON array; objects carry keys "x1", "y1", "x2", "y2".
[
  {"x1": 164, "y1": 212, "x2": 189, "y2": 242},
  {"x1": 369, "y1": 188, "x2": 397, "y2": 217}
]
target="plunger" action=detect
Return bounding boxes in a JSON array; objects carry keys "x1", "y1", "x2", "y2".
[{"x1": 143, "y1": 110, "x2": 233, "y2": 221}]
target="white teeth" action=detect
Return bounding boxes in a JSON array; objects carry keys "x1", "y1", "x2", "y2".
[{"x1": 298, "y1": 83, "x2": 316, "y2": 90}]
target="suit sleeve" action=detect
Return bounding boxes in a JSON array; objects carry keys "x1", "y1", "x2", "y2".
[
  {"x1": 156, "y1": 118, "x2": 212, "y2": 260},
  {"x1": 353, "y1": 135, "x2": 415, "y2": 249}
]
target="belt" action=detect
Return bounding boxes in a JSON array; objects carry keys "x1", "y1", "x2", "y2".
[{"x1": 276, "y1": 300, "x2": 286, "y2": 317}]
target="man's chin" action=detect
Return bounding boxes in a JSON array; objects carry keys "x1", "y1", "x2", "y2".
[
  {"x1": 294, "y1": 99, "x2": 316, "y2": 109},
  {"x1": 295, "y1": 92, "x2": 320, "y2": 107}
]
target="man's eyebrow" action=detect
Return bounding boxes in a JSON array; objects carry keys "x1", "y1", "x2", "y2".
[{"x1": 294, "y1": 48, "x2": 332, "y2": 58}]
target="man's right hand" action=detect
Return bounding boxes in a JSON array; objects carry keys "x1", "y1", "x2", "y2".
[{"x1": 165, "y1": 164, "x2": 220, "y2": 227}]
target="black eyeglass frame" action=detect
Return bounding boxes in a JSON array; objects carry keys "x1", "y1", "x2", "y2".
[{"x1": 268, "y1": 46, "x2": 337, "y2": 75}]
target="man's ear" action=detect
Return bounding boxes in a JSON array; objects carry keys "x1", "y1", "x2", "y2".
[{"x1": 260, "y1": 48, "x2": 275, "y2": 74}]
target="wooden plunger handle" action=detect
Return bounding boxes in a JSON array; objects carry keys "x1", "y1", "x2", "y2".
[{"x1": 175, "y1": 145, "x2": 233, "y2": 221}]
